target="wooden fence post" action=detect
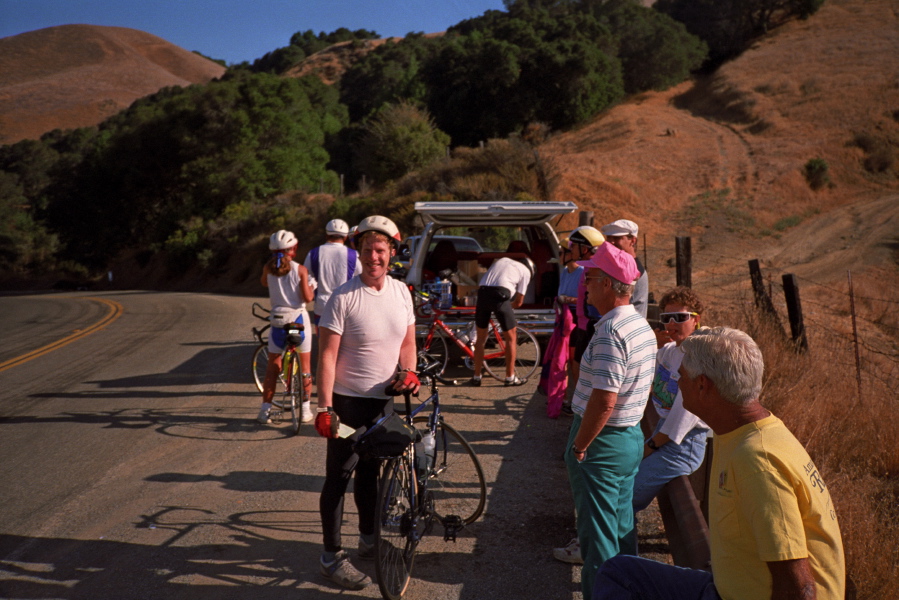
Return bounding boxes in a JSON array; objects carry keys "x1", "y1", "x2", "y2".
[
  {"x1": 748, "y1": 259, "x2": 782, "y2": 329},
  {"x1": 782, "y1": 274, "x2": 808, "y2": 352},
  {"x1": 676, "y1": 236, "x2": 692, "y2": 288}
]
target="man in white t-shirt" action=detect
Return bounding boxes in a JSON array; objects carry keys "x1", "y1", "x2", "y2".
[
  {"x1": 471, "y1": 256, "x2": 532, "y2": 387},
  {"x1": 313, "y1": 216, "x2": 419, "y2": 591},
  {"x1": 304, "y1": 219, "x2": 362, "y2": 323}
]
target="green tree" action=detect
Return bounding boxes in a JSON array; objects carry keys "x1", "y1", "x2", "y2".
[
  {"x1": 339, "y1": 34, "x2": 440, "y2": 122},
  {"x1": 42, "y1": 72, "x2": 348, "y2": 268},
  {"x1": 656, "y1": 0, "x2": 824, "y2": 65},
  {"x1": 247, "y1": 28, "x2": 380, "y2": 74},
  {"x1": 356, "y1": 102, "x2": 451, "y2": 183},
  {"x1": 590, "y1": 0, "x2": 707, "y2": 93},
  {"x1": 425, "y1": 9, "x2": 624, "y2": 144}
]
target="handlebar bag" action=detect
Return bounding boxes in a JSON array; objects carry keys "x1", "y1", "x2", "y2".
[{"x1": 354, "y1": 412, "x2": 416, "y2": 459}]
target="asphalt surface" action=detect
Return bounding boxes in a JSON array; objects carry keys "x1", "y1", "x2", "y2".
[{"x1": 0, "y1": 290, "x2": 667, "y2": 599}]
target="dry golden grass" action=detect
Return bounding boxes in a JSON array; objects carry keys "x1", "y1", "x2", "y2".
[{"x1": 0, "y1": 24, "x2": 225, "y2": 145}]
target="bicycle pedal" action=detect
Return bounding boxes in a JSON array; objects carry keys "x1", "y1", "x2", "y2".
[{"x1": 442, "y1": 515, "x2": 463, "y2": 542}]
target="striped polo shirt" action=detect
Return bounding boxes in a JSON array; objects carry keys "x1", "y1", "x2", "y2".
[{"x1": 572, "y1": 304, "x2": 657, "y2": 427}]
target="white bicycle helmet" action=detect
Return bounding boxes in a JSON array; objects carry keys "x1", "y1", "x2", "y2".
[
  {"x1": 269, "y1": 230, "x2": 298, "y2": 250},
  {"x1": 325, "y1": 219, "x2": 350, "y2": 236},
  {"x1": 355, "y1": 215, "x2": 401, "y2": 247}
]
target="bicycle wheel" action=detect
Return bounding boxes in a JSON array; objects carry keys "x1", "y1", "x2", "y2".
[
  {"x1": 413, "y1": 417, "x2": 486, "y2": 525},
  {"x1": 282, "y1": 351, "x2": 300, "y2": 434},
  {"x1": 375, "y1": 456, "x2": 416, "y2": 600},
  {"x1": 417, "y1": 329, "x2": 449, "y2": 376},
  {"x1": 253, "y1": 343, "x2": 288, "y2": 394},
  {"x1": 252, "y1": 344, "x2": 268, "y2": 393},
  {"x1": 483, "y1": 325, "x2": 541, "y2": 382}
]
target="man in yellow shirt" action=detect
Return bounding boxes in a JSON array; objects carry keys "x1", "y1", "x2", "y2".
[{"x1": 592, "y1": 327, "x2": 845, "y2": 600}]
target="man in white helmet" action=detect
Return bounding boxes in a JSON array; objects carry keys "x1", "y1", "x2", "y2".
[
  {"x1": 313, "y1": 215, "x2": 419, "y2": 591},
  {"x1": 303, "y1": 219, "x2": 362, "y2": 324}
]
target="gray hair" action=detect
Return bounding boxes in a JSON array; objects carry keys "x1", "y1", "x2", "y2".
[
  {"x1": 680, "y1": 327, "x2": 763, "y2": 406},
  {"x1": 598, "y1": 269, "x2": 635, "y2": 298}
]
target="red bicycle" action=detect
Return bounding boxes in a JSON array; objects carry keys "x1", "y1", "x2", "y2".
[{"x1": 414, "y1": 290, "x2": 540, "y2": 383}]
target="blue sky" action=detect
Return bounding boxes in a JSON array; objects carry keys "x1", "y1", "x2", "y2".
[{"x1": 0, "y1": 0, "x2": 507, "y2": 65}]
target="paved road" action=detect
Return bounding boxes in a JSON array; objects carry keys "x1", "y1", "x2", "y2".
[{"x1": 0, "y1": 290, "x2": 601, "y2": 599}]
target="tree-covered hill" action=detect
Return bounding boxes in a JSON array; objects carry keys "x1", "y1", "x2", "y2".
[{"x1": 1, "y1": 0, "x2": 827, "y2": 288}]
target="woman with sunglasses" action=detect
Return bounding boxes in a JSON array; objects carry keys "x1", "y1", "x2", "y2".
[{"x1": 632, "y1": 286, "x2": 711, "y2": 515}]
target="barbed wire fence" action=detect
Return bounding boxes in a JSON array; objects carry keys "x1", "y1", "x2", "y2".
[{"x1": 641, "y1": 234, "x2": 899, "y2": 400}]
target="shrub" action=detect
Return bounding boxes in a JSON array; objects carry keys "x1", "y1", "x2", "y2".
[
  {"x1": 356, "y1": 101, "x2": 451, "y2": 183},
  {"x1": 803, "y1": 158, "x2": 830, "y2": 190}
]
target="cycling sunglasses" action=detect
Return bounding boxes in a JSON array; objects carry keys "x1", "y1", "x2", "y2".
[{"x1": 659, "y1": 312, "x2": 698, "y2": 324}]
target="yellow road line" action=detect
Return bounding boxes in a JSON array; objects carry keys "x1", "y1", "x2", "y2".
[{"x1": 0, "y1": 297, "x2": 124, "y2": 372}]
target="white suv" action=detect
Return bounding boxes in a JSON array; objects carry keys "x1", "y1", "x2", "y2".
[{"x1": 405, "y1": 200, "x2": 577, "y2": 334}]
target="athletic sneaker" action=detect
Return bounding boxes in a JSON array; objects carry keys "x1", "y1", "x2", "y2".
[
  {"x1": 468, "y1": 376, "x2": 482, "y2": 387},
  {"x1": 256, "y1": 403, "x2": 272, "y2": 424},
  {"x1": 301, "y1": 401, "x2": 313, "y2": 423},
  {"x1": 552, "y1": 538, "x2": 584, "y2": 564},
  {"x1": 320, "y1": 550, "x2": 372, "y2": 590},
  {"x1": 504, "y1": 375, "x2": 526, "y2": 386},
  {"x1": 357, "y1": 537, "x2": 375, "y2": 561}
]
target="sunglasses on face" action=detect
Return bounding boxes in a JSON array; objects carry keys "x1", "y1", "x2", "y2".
[{"x1": 659, "y1": 312, "x2": 698, "y2": 324}]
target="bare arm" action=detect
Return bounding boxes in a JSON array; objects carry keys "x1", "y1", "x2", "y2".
[
  {"x1": 768, "y1": 558, "x2": 816, "y2": 600},
  {"x1": 391, "y1": 324, "x2": 421, "y2": 394},
  {"x1": 316, "y1": 326, "x2": 340, "y2": 410},
  {"x1": 511, "y1": 292, "x2": 525, "y2": 309},
  {"x1": 572, "y1": 389, "x2": 617, "y2": 455},
  {"x1": 399, "y1": 324, "x2": 417, "y2": 372},
  {"x1": 297, "y1": 264, "x2": 314, "y2": 303},
  {"x1": 260, "y1": 263, "x2": 271, "y2": 287}
]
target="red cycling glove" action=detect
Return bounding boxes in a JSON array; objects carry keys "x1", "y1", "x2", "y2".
[
  {"x1": 315, "y1": 408, "x2": 339, "y2": 438},
  {"x1": 394, "y1": 370, "x2": 421, "y2": 393}
]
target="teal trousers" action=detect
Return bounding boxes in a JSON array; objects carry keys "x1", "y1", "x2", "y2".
[{"x1": 566, "y1": 415, "x2": 642, "y2": 599}]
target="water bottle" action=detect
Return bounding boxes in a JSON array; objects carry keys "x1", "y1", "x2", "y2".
[
  {"x1": 416, "y1": 430, "x2": 436, "y2": 476},
  {"x1": 439, "y1": 278, "x2": 452, "y2": 309}
]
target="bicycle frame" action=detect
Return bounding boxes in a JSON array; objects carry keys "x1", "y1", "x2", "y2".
[{"x1": 419, "y1": 302, "x2": 509, "y2": 361}]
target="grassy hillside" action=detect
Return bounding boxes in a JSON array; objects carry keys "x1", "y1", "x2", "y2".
[{"x1": 0, "y1": 25, "x2": 225, "y2": 145}]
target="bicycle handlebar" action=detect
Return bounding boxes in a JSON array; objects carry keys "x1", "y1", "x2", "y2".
[{"x1": 252, "y1": 302, "x2": 270, "y2": 321}]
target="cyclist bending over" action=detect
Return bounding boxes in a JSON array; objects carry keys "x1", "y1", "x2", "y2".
[
  {"x1": 258, "y1": 230, "x2": 314, "y2": 424},
  {"x1": 471, "y1": 256, "x2": 532, "y2": 387}
]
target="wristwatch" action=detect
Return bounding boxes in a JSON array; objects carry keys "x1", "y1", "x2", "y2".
[
  {"x1": 571, "y1": 444, "x2": 586, "y2": 457},
  {"x1": 646, "y1": 438, "x2": 659, "y2": 450}
]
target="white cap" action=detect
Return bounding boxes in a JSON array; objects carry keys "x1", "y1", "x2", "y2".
[
  {"x1": 325, "y1": 219, "x2": 349, "y2": 236},
  {"x1": 600, "y1": 219, "x2": 639, "y2": 237}
]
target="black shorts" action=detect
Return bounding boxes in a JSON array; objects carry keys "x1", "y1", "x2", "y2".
[
  {"x1": 475, "y1": 286, "x2": 516, "y2": 331},
  {"x1": 572, "y1": 319, "x2": 597, "y2": 363}
]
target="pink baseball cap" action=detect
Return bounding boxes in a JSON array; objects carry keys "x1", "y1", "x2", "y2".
[{"x1": 577, "y1": 241, "x2": 640, "y2": 284}]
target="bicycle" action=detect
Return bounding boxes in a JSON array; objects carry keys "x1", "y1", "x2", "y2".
[
  {"x1": 414, "y1": 290, "x2": 541, "y2": 382},
  {"x1": 251, "y1": 302, "x2": 275, "y2": 394},
  {"x1": 250, "y1": 302, "x2": 310, "y2": 434},
  {"x1": 365, "y1": 351, "x2": 487, "y2": 600}
]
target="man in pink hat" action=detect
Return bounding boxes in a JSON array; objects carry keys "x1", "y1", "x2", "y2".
[{"x1": 565, "y1": 241, "x2": 657, "y2": 600}]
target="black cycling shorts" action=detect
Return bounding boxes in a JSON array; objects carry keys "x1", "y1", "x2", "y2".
[
  {"x1": 572, "y1": 319, "x2": 597, "y2": 363},
  {"x1": 475, "y1": 286, "x2": 516, "y2": 332}
]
